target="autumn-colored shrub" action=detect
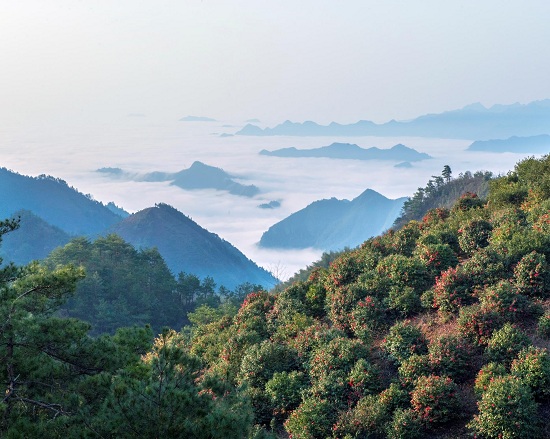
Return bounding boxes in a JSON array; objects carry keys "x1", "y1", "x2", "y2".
[
  {"x1": 398, "y1": 354, "x2": 432, "y2": 388},
  {"x1": 432, "y1": 266, "x2": 474, "y2": 314},
  {"x1": 381, "y1": 321, "x2": 428, "y2": 364},
  {"x1": 479, "y1": 280, "x2": 533, "y2": 321},
  {"x1": 474, "y1": 362, "x2": 507, "y2": 396},
  {"x1": 410, "y1": 375, "x2": 460, "y2": 425},
  {"x1": 457, "y1": 304, "x2": 504, "y2": 346},
  {"x1": 513, "y1": 251, "x2": 549, "y2": 298},
  {"x1": 415, "y1": 243, "x2": 459, "y2": 277},
  {"x1": 468, "y1": 375, "x2": 541, "y2": 439},
  {"x1": 511, "y1": 346, "x2": 550, "y2": 398},
  {"x1": 484, "y1": 323, "x2": 530, "y2": 366}
]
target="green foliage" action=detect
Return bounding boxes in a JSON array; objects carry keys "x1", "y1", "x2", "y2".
[
  {"x1": 386, "y1": 408, "x2": 424, "y2": 439},
  {"x1": 458, "y1": 304, "x2": 504, "y2": 346},
  {"x1": 265, "y1": 371, "x2": 307, "y2": 417},
  {"x1": 513, "y1": 251, "x2": 549, "y2": 298},
  {"x1": 350, "y1": 295, "x2": 386, "y2": 341},
  {"x1": 284, "y1": 397, "x2": 336, "y2": 439},
  {"x1": 347, "y1": 358, "x2": 381, "y2": 402},
  {"x1": 410, "y1": 375, "x2": 460, "y2": 425},
  {"x1": 457, "y1": 218, "x2": 493, "y2": 255},
  {"x1": 469, "y1": 375, "x2": 541, "y2": 439},
  {"x1": 308, "y1": 337, "x2": 368, "y2": 382},
  {"x1": 381, "y1": 321, "x2": 428, "y2": 364},
  {"x1": 398, "y1": 354, "x2": 432, "y2": 388},
  {"x1": 474, "y1": 362, "x2": 508, "y2": 395},
  {"x1": 485, "y1": 323, "x2": 530, "y2": 366},
  {"x1": 537, "y1": 312, "x2": 550, "y2": 338},
  {"x1": 511, "y1": 346, "x2": 550, "y2": 398},
  {"x1": 427, "y1": 334, "x2": 474, "y2": 382},
  {"x1": 432, "y1": 266, "x2": 474, "y2": 314}
]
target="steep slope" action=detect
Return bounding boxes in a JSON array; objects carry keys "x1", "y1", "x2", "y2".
[
  {"x1": 0, "y1": 210, "x2": 72, "y2": 266},
  {"x1": 259, "y1": 189, "x2": 406, "y2": 250},
  {"x1": 0, "y1": 168, "x2": 123, "y2": 236},
  {"x1": 108, "y1": 203, "x2": 277, "y2": 289}
]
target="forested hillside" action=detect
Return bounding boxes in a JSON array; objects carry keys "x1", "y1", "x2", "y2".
[{"x1": 1, "y1": 155, "x2": 550, "y2": 438}]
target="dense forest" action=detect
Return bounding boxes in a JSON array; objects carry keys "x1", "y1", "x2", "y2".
[{"x1": 1, "y1": 155, "x2": 550, "y2": 437}]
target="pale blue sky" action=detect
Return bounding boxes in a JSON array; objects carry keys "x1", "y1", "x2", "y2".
[{"x1": 2, "y1": 0, "x2": 550, "y2": 125}]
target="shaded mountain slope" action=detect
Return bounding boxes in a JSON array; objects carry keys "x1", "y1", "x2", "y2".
[
  {"x1": 0, "y1": 210, "x2": 72, "y2": 266},
  {"x1": 0, "y1": 168, "x2": 123, "y2": 236},
  {"x1": 108, "y1": 203, "x2": 276, "y2": 289},
  {"x1": 467, "y1": 134, "x2": 550, "y2": 153},
  {"x1": 259, "y1": 189, "x2": 406, "y2": 251}
]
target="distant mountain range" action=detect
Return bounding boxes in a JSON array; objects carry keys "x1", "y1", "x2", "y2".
[
  {"x1": 467, "y1": 134, "x2": 550, "y2": 153},
  {"x1": 98, "y1": 161, "x2": 260, "y2": 197},
  {"x1": 237, "y1": 100, "x2": 550, "y2": 140},
  {"x1": 0, "y1": 167, "x2": 274, "y2": 289},
  {"x1": 259, "y1": 143, "x2": 431, "y2": 162},
  {"x1": 259, "y1": 189, "x2": 406, "y2": 251},
  {"x1": 108, "y1": 204, "x2": 276, "y2": 289}
]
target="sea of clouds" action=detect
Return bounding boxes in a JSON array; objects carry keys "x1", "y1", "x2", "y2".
[{"x1": 0, "y1": 116, "x2": 529, "y2": 279}]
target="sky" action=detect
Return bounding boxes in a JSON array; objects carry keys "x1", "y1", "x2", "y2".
[{"x1": 2, "y1": 1, "x2": 550, "y2": 127}]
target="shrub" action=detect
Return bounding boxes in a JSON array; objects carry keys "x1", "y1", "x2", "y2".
[
  {"x1": 387, "y1": 286, "x2": 422, "y2": 317},
  {"x1": 308, "y1": 337, "x2": 368, "y2": 382},
  {"x1": 432, "y1": 266, "x2": 474, "y2": 314},
  {"x1": 479, "y1": 280, "x2": 533, "y2": 321},
  {"x1": 308, "y1": 370, "x2": 348, "y2": 409},
  {"x1": 410, "y1": 375, "x2": 460, "y2": 425},
  {"x1": 537, "y1": 312, "x2": 550, "y2": 338},
  {"x1": 485, "y1": 323, "x2": 530, "y2": 366},
  {"x1": 265, "y1": 371, "x2": 307, "y2": 417},
  {"x1": 284, "y1": 397, "x2": 335, "y2": 439},
  {"x1": 513, "y1": 251, "x2": 549, "y2": 298},
  {"x1": 332, "y1": 393, "x2": 388, "y2": 438},
  {"x1": 458, "y1": 219, "x2": 493, "y2": 255},
  {"x1": 468, "y1": 375, "x2": 541, "y2": 439},
  {"x1": 350, "y1": 295, "x2": 386, "y2": 341},
  {"x1": 452, "y1": 192, "x2": 485, "y2": 212},
  {"x1": 458, "y1": 304, "x2": 504, "y2": 346},
  {"x1": 415, "y1": 243, "x2": 459, "y2": 277},
  {"x1": 461, "y1": 248, "x2": 509, "y2": 289},
  {"x1": 347, "y1": 358, "x2": 381, "y2": 403},
  {"x1": 398, "y1": 354, "x2": 432, "y2": 389},
  {"x1": 381, "y1": 321, "x2": 428, "y2": 364},
  {"x1": 474, "y1": 363, "x2": 507, "y2": 395},
  {"x1": 511, "y1": 346, "x2": 550, "y2": 398},
  {"x1": 386, "y1": 408, "x2": 424, "y2": 439},
  {"x1": 428, "y1": 334, "x2": 474, "y2": 382},
  {"x1": 376, "y1": 254, "x2": 431, "y2": 293},
  {"x1": 391, "y1": 221, "x2": 422, "y2": 256}
]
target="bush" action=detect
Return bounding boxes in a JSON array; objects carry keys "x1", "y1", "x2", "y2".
[
  {"x1": 432, "y1": 266, "x2": 474, "y2": 314},
  {"x1": 347, "y1": 358, "x2": 381, "y2": 402},
  {"x1": 332, "y1": 393, "x2": 388, "y2": 438},
  {"x1": 265, "y1": 371, "x2": 307, "y2": 417},
  {"x1": 350, "y1": 295, "x2": 386, "y2": 341},
  {"x1": 387, "y1": 286, "x2": 422, "y2": 317},
  {"x1": 410, "y1": 375, "x2": 460, "y2": 425},
  {"x1": 458, "y1": 304, "x2": 504, "y2": 346},
  {"x1": 381, "y1": 321, "x2": 428, "y2": 364},
  {"x1": 468, "y1": 375, "x2": 541, "y2": 439},
  {"x1": 452, "y1": 192, "x2": 485, "y2": 212},
  {"x1": 511, "y1": 346, "x2": 550, "y2": 398},
  {"x1": 428, "y1": 334, "x2": 474, "y2": 382},
  {"x1": 537, "y1": 312, "x2": 550, "y2": 338},
  {"x1": 474, "y1": 362, "x2": 507, "y2": 395},
  {"x1": 284, "y1": 397, "x2": 335, "y2": 439},
  {"x1": 386, "y1": 408, "x2": 424, "y2": 439},
  {"x1": 485, "y1": 323, "x2": 530, "y2": 366},
  {"x1": 398, "y1": 354, "x2": 432, "y2": 389},
  {"x1": 479, "y1": 280, "x2": 533, "y2": 321},
  {"x1": 376, "y1": 254, "x2": 431, "y2": 293},
  {"x1": 415, "y1": 243, "x2": 459, "y2": 278},
  {"x1": 513, "y1": 251, "x2": 549, "y2": 298},
  {"x1": 458, "y1": 219, "x2": 493, "y2": 255},
  {"x1": 308, "y1": 337, "x2": 368, "y2": 382}
]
